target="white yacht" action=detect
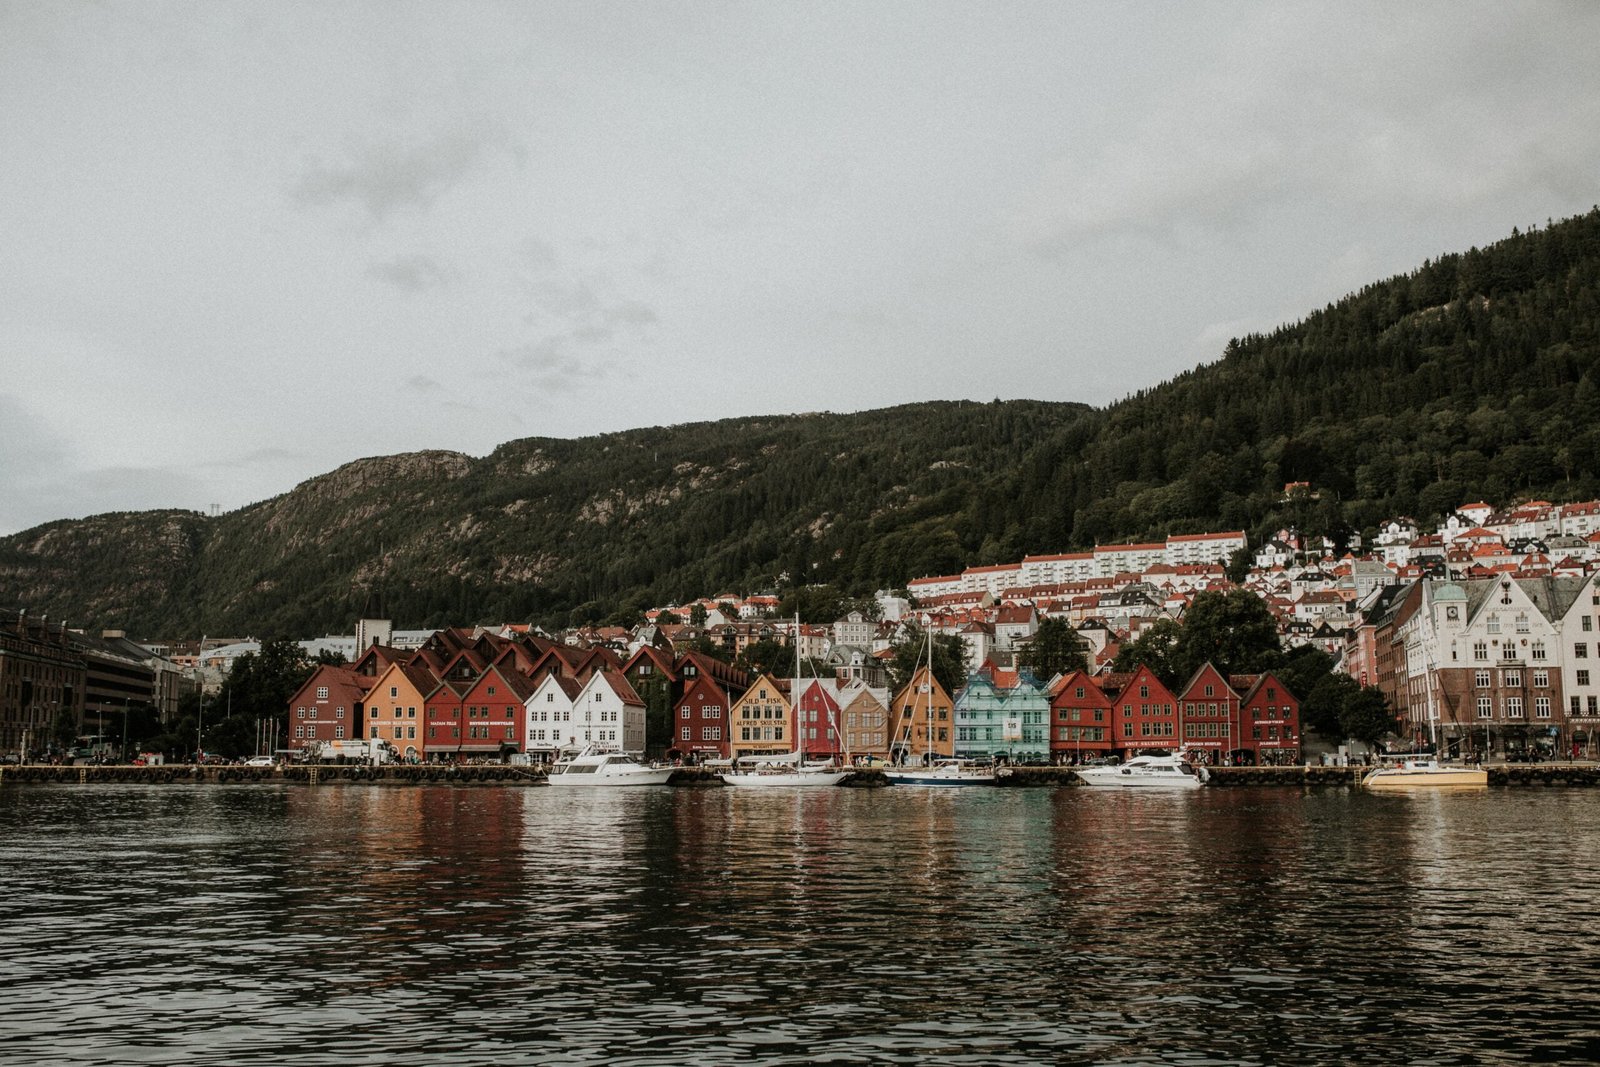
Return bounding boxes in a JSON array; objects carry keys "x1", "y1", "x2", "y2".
[
  {"x1": 547, "y1": 748, "x2": 675, "y2": 787},
  {"x1": 1075, "y1": 752, "x2": 1207, "y2": 789}
]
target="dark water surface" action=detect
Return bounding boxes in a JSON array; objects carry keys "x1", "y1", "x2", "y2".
[{"x1": 4, "y1": 782, "x2": 1600, "y2": 1065}]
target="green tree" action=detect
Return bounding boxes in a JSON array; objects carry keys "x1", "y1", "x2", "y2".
[
  {"x1": 634, "y1": 674, "x2": 673, "y2": 758},
  {"x1": 735, "y1": 638, "x2": 793, "y2": 678},
  {"x1": 1338, "y1": 686, "x2": 1398, "y2": 747},
  {"x1": 886, "y1": 626, "x2": 967, "y2": 697},
  {"x1": 1300, "y1": 672, "x2": 1358, "y2": 739},
  {"x1": 1174, "y1": 589, "x2": 1283, "y2": 681},
  {"x1": 1021, "y1": 616, "x2": 1088, "y2": 680},
  {"x1": 1111, "y1": 618, "x2": 1186, "y2": 688}
]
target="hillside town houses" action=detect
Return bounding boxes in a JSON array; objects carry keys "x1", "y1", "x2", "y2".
[{"x1": 15, "y1": 497, "x2": 1600, "y2": 766}]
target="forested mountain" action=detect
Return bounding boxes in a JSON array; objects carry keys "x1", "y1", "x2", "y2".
[{"x1": 4, "y1": 208, "x2": 1600, "y2": 637}]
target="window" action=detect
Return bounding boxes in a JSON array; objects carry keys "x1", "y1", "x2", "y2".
[
  {"x1": 1516, "y1": 615, "x2": 1530, "y2": 634},
  {"x1": 1592, "y1": 696, "x2": 1600, "y2": 716},
  {"x1": 389, "y1": 686, "x2": 398, "y2": 698},
  {"x1": 1486, "y1": 615, "x2": 1501, "y2": 634},
  {"x1": 1474, "y1": 642, "x2": 1488, "y2": 661},
  {"x1": 1477, "y1": 697, "x2": 1492, "y2": 719},
  {"x1": 1475, "y1": 670, "x2": 1491, "y2": 688},
  {"x1": 295, "y1": 724, "x2": 304, "y2": 738},
  {"x1": 1578, "y1": 644, "x2": 1590, "y2": 659},
  {"x1": 1580, "y1": 670, "x2": 1592, "y2": 687},
  {"x1": 1506, "y1": 697, "x2": 1524, "y2": 719},
  {"x1": 1533, "y1": 641, "x2": 1548, "y2": 661},
  {"x1": 316, "y1": 686, "x2": 329, "y2": 700},
  {"x1": 1586, "y1": 616, "x2": 1595, "y2": 633},
  {"x1": 1535, "y1": 697, "x2": 1551, "y2": 719},
  {"x1": 681, "y1": 726, "x2": 691, "y2": 741},
  {"x1": 680, "y1": 707, "x2": 691, "y2": 718},
  {"x1": 1533, "y1": 670, "x2": 1549, "y2": 688},
  {"x1": 370, "y1": 726, "x2": 378, "y2": 739},
  {"x1": 336, "y1": 707, "x2": 345, "y2": 719},
  {"x1": 370, "y1": 708, "x2": 379, "y2": 719},
  {"x1": 1503, "y1": 670, "x2": 1521, "y2": 688},
  {"x1": 487, "y1": 686, "x2": 497, "y2": 696}
]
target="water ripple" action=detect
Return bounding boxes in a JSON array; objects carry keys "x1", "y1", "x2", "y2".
[{"x1": 4, "y1": 783, "x2": 1600, "y2": 1064}]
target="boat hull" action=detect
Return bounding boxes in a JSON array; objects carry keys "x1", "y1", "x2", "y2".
[
  {"x1": 721, "y1": 771, "x2": 850, "y2": 788},
  {"x1": 883, "y1": 770, "x2": 996, "y2": 786},
  {"x1": 1074, "y1": 769, "x2": 1203, "y2": 790},
  {"x1": 548, "y1": 769, "x2": 676, "y2": 787},
  {"x1": 1362, "y1": 766, "x2": 1488, "y2": 789}
]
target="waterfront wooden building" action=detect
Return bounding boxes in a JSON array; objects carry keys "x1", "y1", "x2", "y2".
[
  {"x1": 888, "y1": 665, "x2": 955, "y2": 764},
  {"x1": 1175, "y1": 663, "x2": 1243, "y2": 766},
  {"x1": 838, "y1": 679, "x2": 892, "y2": 761},
  {"x1": 365, "y1": 658, "x2": 438, "y2": 762},
  {"x1": 1048, "y1": 669, "x2": 1115, "y2": 763},
  {"x1": 728, "y1": 672, "x2": 791, "y2": 760},
  {"x1": 1109, "y1": 665, "x2": 1179, "y2": 758}
]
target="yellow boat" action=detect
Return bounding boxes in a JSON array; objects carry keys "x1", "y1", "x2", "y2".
[{"x1": 1361, "y1": 758, "x2": 1488, "y2": 790}]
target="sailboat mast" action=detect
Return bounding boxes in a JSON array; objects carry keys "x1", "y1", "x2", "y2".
[
  {"x1": 924, "y1": 628, "x2": 934, "y2": 765},
  {"x1": 794, "y1": 612, "x2": 802, "y2": 760}
]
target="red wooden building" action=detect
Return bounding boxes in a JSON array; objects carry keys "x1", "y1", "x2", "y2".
[{"x1": 1048, "y1": 669, "x2": 1116, "y2": 763}]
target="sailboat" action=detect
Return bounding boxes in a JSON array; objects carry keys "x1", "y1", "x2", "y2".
[
  {"x1": 720, "y1": 616, "x2": 850, "y2": 788},
  {"x1": 1362, "y1": 650, "x2": 1486, "y2": 789},
  {"x1": 884, "y1": 629, "x2": 995, "y2": 786}
]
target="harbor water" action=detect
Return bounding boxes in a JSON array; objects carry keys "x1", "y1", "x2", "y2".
[{"x1": 4, "y1": 782, "x2": 1599, "y2": 1065}]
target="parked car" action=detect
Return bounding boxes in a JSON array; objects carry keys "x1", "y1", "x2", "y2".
[{"x1": 244, "y1": 755, "x2": 275, "y2": 768}]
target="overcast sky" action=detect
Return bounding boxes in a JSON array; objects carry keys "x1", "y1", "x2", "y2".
[{"x1": 2, "y1": 1, "x2": 1598, "y2": 536}]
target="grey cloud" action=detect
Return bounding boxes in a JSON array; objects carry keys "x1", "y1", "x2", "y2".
[
  {"x1": 290, "y1": 125, "x2": 502, "y2": 220},
  {"x1": 368, "y1": 254, "x2": 455, "y2": 291},
  {"x1": 498, "y1": 336, "x2": 605, "y2": 395},
  {"x1": 602, "y1": 299, "x2": 657, "y2": 328},
  {"x1": 196, "y1": 447, "x2": 304, "y2": 472},
  {"x1": 529, "y1": 279, "x2": 657, "y2": 337},
  {"x1": 519, "y1": 238, "x2": 559, "y2": 270}
]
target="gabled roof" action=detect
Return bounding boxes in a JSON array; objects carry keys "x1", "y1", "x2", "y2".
[
  {"x1": 595, "y1": 669, "x2": 644, "y2": 706},
  {"x1": 1176, "y1": 662, "x2": 1240, "y2": 702}
]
